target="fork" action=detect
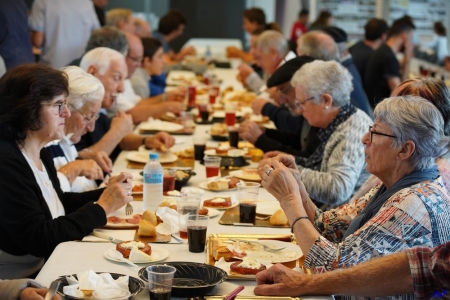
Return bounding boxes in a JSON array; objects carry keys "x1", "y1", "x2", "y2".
[
  {"x1": 125, "y1": 203, "x2": 133, "y2": 215},
  {"x1": 230, "y1": 239, "x2": 286, "y2": 253}
]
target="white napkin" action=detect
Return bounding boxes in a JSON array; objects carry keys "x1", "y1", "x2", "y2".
[
  {"x1": 155, "y1": 207, "x2": 179, "y2": 235},
  {"x1": 63, "y1": 270, "x2": 129, "y2": 297},
  {"x1": 82, "y1": 230, "x2": 135, "y2": 242}
]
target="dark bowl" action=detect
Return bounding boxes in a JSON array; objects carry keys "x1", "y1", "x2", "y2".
[
  {"x1": 202, "y1": 155, "x2": 249, "y2": 168},
  {"x1": 55, "y1": 272, "x2": 144, "y2": 299},
  {"x1": 174, "y1": 169, "x2": 196, "y2": 190},
  {"x1": 210, "y1": 134, "x2": 229, "y2": 142},
  {"x1": 138, "y1": 262, "x2": 227, "y2": 298}
]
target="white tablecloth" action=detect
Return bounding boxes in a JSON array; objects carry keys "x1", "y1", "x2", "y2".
[{"x1": 35, "y1": 65, "x2": 331, "y2": 300}]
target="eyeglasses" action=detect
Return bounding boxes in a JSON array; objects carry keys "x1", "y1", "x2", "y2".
[
  {"x1": 368, "y1": 125, "x2": 397, "y2": 143},
  {"x1": 69, "y1": 104, "x2": 100, "y2": 124},
  {"x1": 45, "y1": 100, "x2": 68, "y2": 115},
  {"x1": 126, "y1": 54, "x2": 142, "y2": 64},
  {"x1": 294, "y1": 96, "x2": 314, "y2": 107},
  {"x1": 276, "y1": 85, "x2": 292, "y2": 98}
]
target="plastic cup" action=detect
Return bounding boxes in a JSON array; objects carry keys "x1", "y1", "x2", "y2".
[
  {"x1": 204, "y1": 156, "x2": 221, "y2": 178},
  {"x1": 163, "y1": 168, "x2": 176, "y2": 193},
  {"x1": 193, "y1": 137, "x2": 207, "y2": 161},
  {"x1": 228, "y1": 127, "x2": 239, "y2": 148},
  {"x1": 224, "y1": 103, "x2": 237, "y2": 126},
  {"x1": 176, "y1": 196, "x2": 201, "y2": 239},
  {"x1": 236, "y1": 182, "x2": 260, "y2": 224},
  {"x1": 181, "y1": 111, "x2": 194, "y2": 133},
  {"x1": 146, "y1": 265, "x2": 177, "y2": 300},
  {"x1": 187, "y1": 215, "x2": 209, "y2": 252}
]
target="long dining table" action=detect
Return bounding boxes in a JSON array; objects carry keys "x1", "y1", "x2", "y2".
[{"x1": 35, "y1": 59, "x2": 331, "y2": 300}]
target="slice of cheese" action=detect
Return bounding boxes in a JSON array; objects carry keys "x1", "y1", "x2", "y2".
[{"x1": 129, "y1": 246, "x2": 154, "y2": 263}]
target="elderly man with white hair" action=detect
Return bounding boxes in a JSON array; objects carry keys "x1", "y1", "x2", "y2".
[
  {"x1": 238, "y1": 30, "x2": 296, "y2": 94},
  {"x1": 46, "y1": 66, "x2": 107, "y2": 192},
  {"x1": 76, "y1": 47, "x2": 175, "y2": 162}
]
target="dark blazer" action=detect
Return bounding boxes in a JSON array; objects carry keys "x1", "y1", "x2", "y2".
[{"x1": 0, "y1": 137, "x2": 105, "y2": 259}]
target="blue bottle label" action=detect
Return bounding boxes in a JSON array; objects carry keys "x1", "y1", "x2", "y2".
[{"x1": 144, "y1": 173, "x2": 163, "y2": 184}]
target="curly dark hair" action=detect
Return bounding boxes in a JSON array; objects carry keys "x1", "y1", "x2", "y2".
[
  {"x1": 158, "y1": 10, "x2": 187, "y2": 35},
  {"x1": 0, "y1": 64, "x2": 69, "y2": 146}
]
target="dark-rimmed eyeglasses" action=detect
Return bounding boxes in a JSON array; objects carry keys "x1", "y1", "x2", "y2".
[
  {"x1": 369, "y1": 125, "x2": 397, "y2": 143},
  {"x1": 69, "y1": 104, "x2": 100, "y2": 124},
  {"x1": 45, "y1": 100, "x2": 68, "y2": 115},
  {"x1": 126, "y1": 54, "x2": 143, "y2": 64},
  {"x1": 294, "y1": 96, "x2": 314, "y2": 107}
]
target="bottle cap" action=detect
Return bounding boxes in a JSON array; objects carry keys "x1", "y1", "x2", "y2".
[{"x1": 149, "y1": 153, "x2": 158, "y2": 160}]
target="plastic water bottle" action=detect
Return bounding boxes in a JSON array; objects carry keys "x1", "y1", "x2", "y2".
[
  {"x1": 143, "y1": 153, "x2": 163, "y2": 211},
  {"x1": 205, "y1": 45, "x2": 212, "y2": 61}
]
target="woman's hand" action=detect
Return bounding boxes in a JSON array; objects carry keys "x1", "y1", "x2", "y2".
[
  {"x1": 263, "y1": 151, "x2": 284, "y2": 159},
  {"x1": 145, "y1": 132, "x2": 175, "y2": 150},
  {"x1": 96, "y1": 172, "x2": 133, "y2": 215},
  {"x1": 166, "y1": 88, "x2": 185, "y2": 102},
  {"x1": 259, "y1": 159, "x2": 301, "y2": 206},
  {"x1": 58, "y1": 160, "x2": 104, "y2": 183}
]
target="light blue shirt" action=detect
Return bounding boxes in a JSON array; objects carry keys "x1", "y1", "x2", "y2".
[{"x1": 29, "y1": 0, "x2": 99, "y2": 68}]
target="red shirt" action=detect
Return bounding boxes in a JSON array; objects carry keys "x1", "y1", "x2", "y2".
[{"x1": 290, "y1": 21, "x2": 307, "y2": 42}]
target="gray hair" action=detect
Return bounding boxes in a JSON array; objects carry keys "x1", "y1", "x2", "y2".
[
  {"x1": 80, "y1": 47, "x2": 125, "y2": 76},
  {"x1": 374, "y1": 95, "x2": 450, "y2": 170},
  {"x1": 85, "y1": 26, "x2": 128, "y2": 55},
  {"x1": 297, "y1": 31, "x2": 340, "y2": 61},
  {"x1": 61, "y1": 66, "x2": 104, "y2": 110},
  {"x1": 256, "y1": 30, "x2": 288, "y2": 56},
  {"x1": 291, "y1": 60, "x2": 353, "y2": 107}
]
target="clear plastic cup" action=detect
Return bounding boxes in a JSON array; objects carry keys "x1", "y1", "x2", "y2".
[
  {"x1": 147, "y1": 265, "x2": 177, "y2": 300},
  {"x1": 236, "y1": 182, "x2": 260, "y2": 224},
  {"x1": 176, "y1": 196, "x2": 201, "y2": 239}
]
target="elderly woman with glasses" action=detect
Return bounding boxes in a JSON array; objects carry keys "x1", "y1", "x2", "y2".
[
  {"x1": 45, "y1": 66, "x2": 109, "y2": 192},
  {"x1": 0, "y1": 64, "x2": 133, "y2": 279},
  {"x1": 258, "y1": 60, "x2": 372, "y2": 206},
  {"x1": 352, "y1": 78, "x2": 450, "y2": 201},
  {"x1": 259, "y1": 96, "x2": 450, "y2": 298}
]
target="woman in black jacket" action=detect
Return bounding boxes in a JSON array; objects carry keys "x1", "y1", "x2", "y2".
[{"x1": 0, "y1": 64, "x2": 133, "y2": 279}]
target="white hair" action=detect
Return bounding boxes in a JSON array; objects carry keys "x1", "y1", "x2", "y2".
[
  {"x1": 61, "y1": 66, "x2": 104, "y2": 110},
  {"x1": 256, "y1": 30, "x2": 288, "y2": 56},
  {"x1": 291, "y1": 60, "x2": 353, "y2": 107},
  {"x1": 375, "y1": 95, "x2": 450, "y2": 170},
  {"x1": 79, "y1": 47, "x2": 125, "y2": 76}
]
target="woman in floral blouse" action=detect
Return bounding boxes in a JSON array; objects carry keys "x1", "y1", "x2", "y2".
[{"x1": 259, "y1": 96, "x2": 450, "y2": 296}]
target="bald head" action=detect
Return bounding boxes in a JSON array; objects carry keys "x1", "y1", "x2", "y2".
[
  {"x1": 134, "y1": 18, "x2": 151, "y2": 37},
  {"x1": 296, "y1": 31, "x2": 339, "y2": 61},
  {"x1": 124, "y1": 32, "x2": 144, "y2": 78}
]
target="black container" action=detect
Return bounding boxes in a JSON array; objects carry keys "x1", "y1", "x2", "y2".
[
  {"x1": 139, "y1": 262, "x2": 227, "y2": 298},
  {"x1": 56, "y1": 272, "x2": 144, "y2": 299}
]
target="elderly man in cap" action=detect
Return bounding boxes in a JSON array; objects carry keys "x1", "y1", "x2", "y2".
[{"x1": 238, "y1": 56, "x2": 320, "y2": 158}]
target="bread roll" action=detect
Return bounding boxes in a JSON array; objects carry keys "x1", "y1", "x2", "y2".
[
  {"x1": 142, "y1": 210, "x2": 157, "y2": 226},
  {"x1": 207, "y1": 180, "x2": 229, "y2": 191},
  {"x1": 270, "y1": 209, "x2": 289, "y2": 226},
  {"x1": 159, "y1": 201, "x2": 171, "y2": 207},
  {"x1": 138, "y1": 220, "x2": 156, "y2": 236},
  {"x1": 213, "y1": 246, "x2": 231, "y2": 261}
]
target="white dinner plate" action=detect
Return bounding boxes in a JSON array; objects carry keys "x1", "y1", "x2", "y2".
[
  {"x1": 139, "y1": 120, "x2": 184, "y2": 132},
  {"x1": 166, "y1": 70, "x2": 197, "y2": 86},
  {"x1": 126, "y1": 151, "x2": 178, "y2": 164},
  {"x1": 256, "y1": 201, "x2": 281, "y2": 216},
  {"x1": 228, "y1": 170, "x2": 261, "y2": 181},
  {"x1": 227, "y1": 240, "x2": 302, "y2": 263},
  {"x1": 198, "y1": 181, "x2": 237, "y2": 192},
  {"x1": 104, "y1": 246, "x2": 169, "y2": 264}
]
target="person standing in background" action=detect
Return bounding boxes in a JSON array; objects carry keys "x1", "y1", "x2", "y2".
[
  {"x1": 309, "y1": 10, "x2": 333, "y2": 31},
  {"x1": 290, "y1": 9, "x2": 309, "y2": 44},
  {"x1": 350, "y1": 18, "x2": 389, "y2": 80},
  {"x1": 0, "y1": 0, "x2": 34, "y2": 70},
  {"x1": 29, "y1": 0, "x2": 100, "y2": 69},
  {"x1": 93, "y1": 0, "x2": 108, "y2": 26},
  {"x1": 422, "y1": 21, "x2": 449, "y2": 65},
  {"x1": 105, "y1": 8, "x2": 136, "y2": 34}
]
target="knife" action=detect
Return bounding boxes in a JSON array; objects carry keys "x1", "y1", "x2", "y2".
[
  {"x1": 92, "y1": 230, "x2": 124, "y2": 244},
  {"x1": 44, "y1": 280, "x2": 59, "y2": 300}
]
